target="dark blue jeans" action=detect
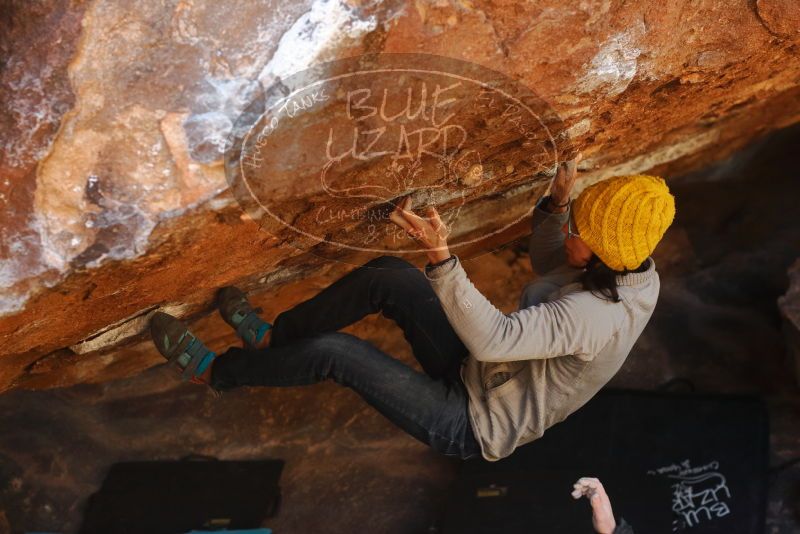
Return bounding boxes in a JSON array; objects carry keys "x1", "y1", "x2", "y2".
[{"x1": 211, "y1": 255, "x2": 483, "y2": 460}]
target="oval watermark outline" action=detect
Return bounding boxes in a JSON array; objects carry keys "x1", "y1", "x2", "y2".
[{"x1": 228, "y1": 53, "x2": 571, "y2": 258}]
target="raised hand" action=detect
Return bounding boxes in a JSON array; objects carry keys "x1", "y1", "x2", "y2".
[
  {"x1": 549, "y1": 152, "x2": 582, "y2": 209},
  {"x1": 571, "y1": 477, "x2": 617, "y2": 534},
  {"x1": 388, "y1": 196, "x2": 451, "y2": 264}
]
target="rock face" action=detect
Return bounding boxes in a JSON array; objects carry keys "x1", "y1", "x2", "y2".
[{"x1": 1, "y1": 0, "x2": 800, "y2": 392}]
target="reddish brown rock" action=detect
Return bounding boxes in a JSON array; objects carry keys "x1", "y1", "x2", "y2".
[
  {"x1": 1, "y1": 0, "x2": 800, "y2": 392},
  {"x1": 757, "y1": 0, "x2": 800, "y2": 39}
]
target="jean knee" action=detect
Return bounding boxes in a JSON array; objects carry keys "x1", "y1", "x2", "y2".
[
  {"x1": 305, "y1": 332, "x2": 371, "y2": 355},
  {"x1": 363, "y1": 256, "x2": 425, "y2": 298}
]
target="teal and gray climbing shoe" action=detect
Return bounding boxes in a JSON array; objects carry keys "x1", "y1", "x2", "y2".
[
  {"x1": 150, "y1": 312, "x2": 216, "y2": 384},
  {"x1": 216, "y1": 286, "x2": 272, "y2": 349}
]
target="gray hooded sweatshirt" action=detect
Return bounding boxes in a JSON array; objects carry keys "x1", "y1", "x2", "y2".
[{"x1": 423, "y1": 196, "x2": 660, "y2": 462}]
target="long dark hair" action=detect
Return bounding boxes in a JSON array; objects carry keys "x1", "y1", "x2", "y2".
[{"x1": 579, "y1": 254, "x2": 649, "y2": 303}]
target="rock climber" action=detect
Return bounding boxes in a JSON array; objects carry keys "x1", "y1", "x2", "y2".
[{"x1": 149, "y1": 155, "x2": 675, "y2": 462}]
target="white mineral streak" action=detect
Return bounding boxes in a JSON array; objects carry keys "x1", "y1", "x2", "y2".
[
  {"x1": 69, "y1": 302, "x2": 193, "y2": 355},
  {"x1": 577, "y1": 21, "x2": 646, "y2": 97},
  {"x1": 2, "y1": 64, "x2": 62, "y2": 169},
  {"x1": 185, "y1": 0, "x2": 380, "y2": 163},
  {"x1": 566, "y1": 118, "x2": 592, "y2": 138},
  {"x1": 0, "y1": 59, "x2": 69, "y2": 315},
  {"x1": 0, "y1": 0, "x2": 382, "y2": 318},
  {"x1": 0, "y1": 231, "x2": 47, "y2": 315},
  {"x1": 257, "y1": 0, "x2": 379, "y2": 88}
]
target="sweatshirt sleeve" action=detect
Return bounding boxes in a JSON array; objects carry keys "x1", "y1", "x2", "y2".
[
  {"x1": 528, "y1": 195, "x2": 571, "y2": 276},
  {"x1": 423, "y1": 254, "x2": 619, "y2": 362}
]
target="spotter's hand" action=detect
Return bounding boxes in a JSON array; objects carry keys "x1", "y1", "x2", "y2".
[
  {"x1": 389, "y1": 196, "x2": 451, "y2": 264},
  {"x1": 571, "y1": 477, "x2": 617, "y2": 534}
]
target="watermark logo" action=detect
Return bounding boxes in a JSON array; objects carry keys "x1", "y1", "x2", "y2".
[
  {"x1": 649, "y1": 459, "x2": 733, "y2": 531},
  {"x1": 225, "y1": 53, "x2": 571, "y2": 264}
]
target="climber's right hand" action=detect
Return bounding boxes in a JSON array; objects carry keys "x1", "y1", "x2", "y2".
[{"x1": 549, "y1": 153, "x2": 581, "y2": 206}]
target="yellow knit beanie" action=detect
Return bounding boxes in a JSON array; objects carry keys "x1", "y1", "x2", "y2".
[{"x1": 571, "y1": 174, "x2": 676, "y2": 271}]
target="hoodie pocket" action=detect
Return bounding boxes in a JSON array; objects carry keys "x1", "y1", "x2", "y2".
[{"x1": 483, "y1": 361, "x2": 526, "y2": 398}]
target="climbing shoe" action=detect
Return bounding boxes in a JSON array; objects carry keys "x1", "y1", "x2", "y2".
[
  {"x1": 150, "y1": 311, "x2": 216, "y2": 384},
  {"x1": 216, "y1": 286, "x2": 272, "y2": 349}
]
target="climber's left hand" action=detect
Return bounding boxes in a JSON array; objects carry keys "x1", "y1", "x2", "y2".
[{"x1": 389, "y1": 196, "x2": 451, "y2": 263}]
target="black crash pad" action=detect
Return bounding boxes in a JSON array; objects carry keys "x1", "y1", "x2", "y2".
[{"x1": 441, "y1": 389, "x2": 768, "y2": 534}]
